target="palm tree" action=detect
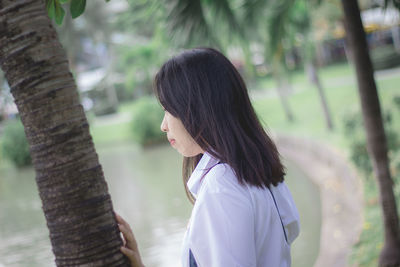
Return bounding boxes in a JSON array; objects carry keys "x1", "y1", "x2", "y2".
[
  {"x1": 164, "y1": 0, "x2": 338, "y2": 127},
  {"x1": 0, "y1": 0, "x2": 129, "y2": 266},
  {"x1": 340, "y1": 0, "x2": 400, "y2": 266},
  {"x1": 291, "y1": 1, "x2": 334, "y2": 130},
  {"x1": 251, "y1": 0, "x2": 334, "y2": 128}
]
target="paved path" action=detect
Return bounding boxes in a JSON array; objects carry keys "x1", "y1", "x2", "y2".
[{"x1": 275, "y1": 134, "x2": 364, "y2": 267}]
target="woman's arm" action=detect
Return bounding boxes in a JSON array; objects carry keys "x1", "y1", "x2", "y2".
[{"x1": 115, "y1": 213, "x2": 146, "y2": 267}]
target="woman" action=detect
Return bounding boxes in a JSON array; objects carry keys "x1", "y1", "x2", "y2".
[{"x1": 116, "y1": 47, "x2": 300, "y2": 267}]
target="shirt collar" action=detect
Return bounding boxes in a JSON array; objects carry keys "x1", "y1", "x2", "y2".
[{"x1": 187, "y1": 152, "x2": 220, "y2": 198}]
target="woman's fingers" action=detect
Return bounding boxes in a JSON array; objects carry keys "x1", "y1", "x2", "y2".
[
  {"x1": 118, "y1": 223, "x2": 138, "y2": 249},
  {"x1": 115, "y1": 213, "x2": 145, "y2": 267},
  {"x1": 120, "y1": 246, "x2": 144, "y2": 267},
  {"x1": 115, "y1": 213, "x2": 139, "y2": 248},
  {"x1": 115, "y1": 212, "x2": 130, "y2": 229}
]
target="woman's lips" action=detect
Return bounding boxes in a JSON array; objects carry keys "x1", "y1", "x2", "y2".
[{"x1": 169, "y1": 139, "x2": 176, "y2": 145}]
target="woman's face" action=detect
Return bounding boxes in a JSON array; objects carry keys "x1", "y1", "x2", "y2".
[{"x1": 160, "y1": 111, "x2": 204, "y2": 157}]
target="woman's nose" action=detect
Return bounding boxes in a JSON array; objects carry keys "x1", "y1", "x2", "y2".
[{"x1": 160, "y1": 114, "x2": 168, "y2": 132}]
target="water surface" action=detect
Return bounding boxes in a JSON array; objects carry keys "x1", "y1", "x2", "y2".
[{"x1": 0, "y1": 142, "x2": 321, "y2": 266}]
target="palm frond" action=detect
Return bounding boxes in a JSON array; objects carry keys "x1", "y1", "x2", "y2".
[
  {"x1": 241, "y1": 0, "x2": 269, "y2": 28},
  {"x1": 207, "y1": 0, "x2": 244, "y2": 38},
  {"x1": 384, "y1": 0, "x2": 400, "y2": 11},
  {"x1": 267, "y1": 0, "x2": 295, "y2": 56},
  {"x1": 165, "y1": 0, "x2": 220, "y2": 47}
]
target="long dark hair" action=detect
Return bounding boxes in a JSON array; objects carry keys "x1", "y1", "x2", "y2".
[{"x1": 154, "y1": 47, "x2": 285, "y2": 202}]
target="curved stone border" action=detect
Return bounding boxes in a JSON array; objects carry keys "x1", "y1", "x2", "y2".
[{"x1": 275, "y1": 134, "x2": 364, "y2": 267}]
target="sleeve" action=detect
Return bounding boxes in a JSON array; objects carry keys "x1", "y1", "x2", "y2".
[{"x1": 188, "y1": 190, "x2": 257, "y2": 267}]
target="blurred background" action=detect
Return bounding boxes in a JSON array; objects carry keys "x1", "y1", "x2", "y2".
[{"x1": 0, "y1": 0, "x2": 399, "y2": 266}]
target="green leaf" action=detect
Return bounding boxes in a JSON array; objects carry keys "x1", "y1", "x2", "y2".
[
  {"x1": 46, "y1": 0, "x2": 55, "y2": 19},
  {"x1": 59, "y1": 0, "x2": 69, "y2": 3},
  {"x1": 54, "y1": 0, "x2": 65, "y2": 25},
  {"x1": 70, "y1": 0, "x2": 86, "y2": 19}
]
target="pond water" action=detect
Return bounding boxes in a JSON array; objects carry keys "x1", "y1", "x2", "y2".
[{"x1": 0, "y1": 142, "x2": 321, "y2": 267}]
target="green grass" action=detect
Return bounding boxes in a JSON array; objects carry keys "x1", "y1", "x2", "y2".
[
  {"x1": 253, "y1": 64, "x2": 400, "y2": 148},
  {"x1": 88, "y1": 101, "x2": 142, "y2": 145},
  {"x1": 349, "y1": 178, "x2": 382, "y2": 267},
  {"x1": 118, "y1": 101, "x2": 138, "y2": 114},
  {"x1": 89, "y1": 121, "x2": 132, "y2": 145}
]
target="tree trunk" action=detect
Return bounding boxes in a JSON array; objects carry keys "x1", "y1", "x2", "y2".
[
  {"x1": 341, "y1": 0, "x2": 400, "y2": 266},
  {"x1": 271, "y1": 56, "x2": 294, "y2": 122},
  {"x1": 392, "y1": 25, "x2": 400, "y2": 53},
  {"x1": 0, "y1": 71, "x2": 5, "y2": 121},
  {"x1": 274, "y1": 71, "x2": 295, "y2": 122},
  {"x1": 0, "y1": 0, "x2": 129, "y2": 266},
  {"x1": 305, "y1": 61, "x2": 334, "y2": 130}
]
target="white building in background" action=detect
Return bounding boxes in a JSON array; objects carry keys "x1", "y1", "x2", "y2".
[
  {"x1": 362, "y1": 7, "x2": 400, "y2": 52},
  {"x1": 362, "y1": 7, "x2": 400, "y2": 27}
]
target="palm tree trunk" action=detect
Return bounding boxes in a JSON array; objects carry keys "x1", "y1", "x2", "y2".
[
  {"x1": 271, "y1": 53, "x2": 295, "y2": 122},
  {"x1": 0, "y1": 0, "x2": 129, "y2": 266},
  {"x1": 305, "y1": 62, "x2": 334, "y2": 130},
  {"x1": 341, "y1": 0, "x2": 400, "y2": 266},
  {"x1": 392, "y1": 25, "x2": 400, "y2": 53},
  {"x1": 274, "y1": 71, "x2": 294, "y2": 122}
]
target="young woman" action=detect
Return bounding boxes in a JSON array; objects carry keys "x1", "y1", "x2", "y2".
[{"x1": 116, "y1": 47, "x2": 300, "y2": 267}]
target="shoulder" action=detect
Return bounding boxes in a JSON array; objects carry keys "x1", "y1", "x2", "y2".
[
  {"x1": 197, "y1": 163, "x2": 252, "y2": 202},
  {"x1": 203, "y1": 163, "x2": 239, "y2": 190}
]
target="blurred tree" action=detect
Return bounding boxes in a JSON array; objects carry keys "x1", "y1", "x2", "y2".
[
  {"x1": 0, "y1": 0, "x2": 129, "y2": 266},
  {"x1": 56, "y1": 8, "x2": 82, "y2": 72},
  {"x1": 341, "y1": 0, "x2": 400, "y2": 266},
  {"x1": 110, "y1": 0, "x2": 173, "y2": 101},
  {"x1": 117, "y1": 42, "x2": 164, "y2": 97},
  {"x1": 265, "y1": 0, "x2": 335, "y2": 127},
  {"x1": 53, "y1": 0, "x2": 120, "y2": 113},
  {"x1": 293, "y1": 0, "x2": 335, "y2": 130}
]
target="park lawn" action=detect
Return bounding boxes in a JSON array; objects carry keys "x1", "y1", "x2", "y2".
[
  {"x1": 89, "y1": 119, "x2": 132, "y2": 145},
  {"x1": 253, "y1": 67, "x2": 400, "y2": 148}
]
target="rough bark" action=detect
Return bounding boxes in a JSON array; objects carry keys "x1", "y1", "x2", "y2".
[
  {"x1": 341, "y1": 0, "x2": 400, "y2": 266},
  {"x1": 0, "y1": 0, "x2": 129, "y2": 266}
]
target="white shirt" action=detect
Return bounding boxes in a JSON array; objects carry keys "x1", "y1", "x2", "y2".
[{"x1": 181, "y1": 152, "x2": 300, "y2": 267}]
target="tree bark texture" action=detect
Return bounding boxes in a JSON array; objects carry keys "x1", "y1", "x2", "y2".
[
  {"x1": 341, "y1": 0, "x2": 400, "y2": 266},
  {"x1": 0, "y1": 0, "x2": 130, "y2": 266}
]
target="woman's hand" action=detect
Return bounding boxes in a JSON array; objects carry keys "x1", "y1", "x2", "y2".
[{"x1": 115, "y1": 212, "x2": 145, "y2": 267}]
